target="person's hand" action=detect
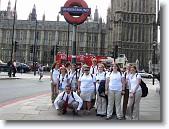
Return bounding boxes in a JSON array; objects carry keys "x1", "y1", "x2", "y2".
[
  {"x1": 105, "y1": 90, "x2": 108, "y2": 95},
  {"x1": 121, "y1": 90, "x2": 125, "y2": 95},
  {"x1": 129, "y1": 93, "x2": 134, "y2": 98}
]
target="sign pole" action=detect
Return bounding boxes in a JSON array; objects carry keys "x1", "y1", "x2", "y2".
[{"x1": 72, "y1": 24, "x2": 77, "y2": 64}]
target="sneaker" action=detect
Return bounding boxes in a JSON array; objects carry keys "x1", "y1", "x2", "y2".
[
  {"x1": 72, "y1": 110, "x2": 78, "y2": 115},
  {"x1": 106, "y1": 116, "x2": 111, "y2": 120},
  {"x1": 117, "y1": 117, "x2": 122, "y2": 120},
  {"x1": 62, "y1": 109, "x2": 67, "y2": 114},
  {"x1": 86, "y1": 111, "x2": 91, "y2": 115},
  {"x1": 96, "y1": 114, "x2": 100, "y2": 116}
]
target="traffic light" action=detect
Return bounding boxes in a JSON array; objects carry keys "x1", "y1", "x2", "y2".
[
  {"x1": 30, "y1": 45, "x2": 33, "y2": 53},
  {"x1": 51, "y1": 46, "x2": 54, "y2": 56},
  {"x1": 114, "y1": 45, "x2": 118, "y2": 59},
  {"x1": 111, "y1": 51, "x2": 114, "y2": 58},
  {"x1": 55, "y1": 45, "x2": 59, "y2": 54},
  {"x1": 37, "y1": 45, "x2": 40, "y2": 52},
  {"x1": 14, "y1": 41, "x2": 19, "y2": 52}
]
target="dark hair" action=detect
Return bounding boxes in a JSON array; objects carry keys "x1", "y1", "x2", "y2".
[
  {"x1": 51, "y1": 61, "x2": 59, "y2": 69},
  {"x1": 131, "y1": 65, "x2": 138, "y2": 73},
  {"x1": 111, "y1": 62, "x2": 122, "y2": 74},
  {"x1": 66, "y1": 62, "x2": 71, "y2": 68}
]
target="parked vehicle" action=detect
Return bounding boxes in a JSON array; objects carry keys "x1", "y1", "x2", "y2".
[
  {"x1": 138, "y1": 71, "x2": 153, "y2": 78},
  {"x1": 0, "y1": 60, "x2": 9, "y2": 72},
  {"x1": 17, "y1": 63, "x2": 31, "y2": 73}
]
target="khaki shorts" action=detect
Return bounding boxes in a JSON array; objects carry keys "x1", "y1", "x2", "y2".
[{"x1": 80, "y1": 91, "x2": 94, "y2": 102}]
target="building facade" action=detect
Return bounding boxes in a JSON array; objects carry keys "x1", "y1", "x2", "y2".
[
  {"x1": 0, "y1": 2, "x2": 107, "y2": 65},
  {"x1": 107, "y1": 0, "x2": 157, "y2": 70}
]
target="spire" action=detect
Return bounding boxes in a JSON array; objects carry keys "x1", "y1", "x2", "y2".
[
  {"x1": 94, "y1": 6, "x2": 99, "y2": 23},
  {"x1": 31, "y1": 4, "x2": 37, "y2": 21},
  {"x1": 42, "y1": 12, "x2": 45, "y2": 21},
  {"x1": 7, "y1": 0, "x2": 11, "y2": 11},
  {"x1": 57, "y1": 13, "x2": 60, "y2": 21}
]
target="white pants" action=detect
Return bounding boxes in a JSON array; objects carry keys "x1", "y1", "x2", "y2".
[
  {"x1": 96, "y1": 92, "x2": 107, "y2": 115},
  {"x1": 125, "y1": 90, "x2": 142, "y2": 120},
  {"x1": 107, "y1": 90, "x2": 122, "y2": 118}
]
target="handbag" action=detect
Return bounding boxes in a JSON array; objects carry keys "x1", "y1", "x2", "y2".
[{"x1": 98, "y1": 80, "x2": 106, "y2": 93}]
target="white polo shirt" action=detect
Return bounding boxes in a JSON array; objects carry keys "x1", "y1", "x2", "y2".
[
  {"x1": 57, "y1": 74, "x2": 70, "y2": 89},
  {"x1": 96, "y1": 72, "x2": 106, "y2": 91},
  {"x1": 107, "y1": 71, "x2": 124, "y2": 91},
  {"x1": 90, "y1": 65, "x2": 98, "y2": 75},
  {"x1": 79, "y1": 73, "x2": 96, "y2": 92},
  {"x1": 129, "y1": 73, "x2": 142, "y2": 93},
  {"x1": 68, "y1": 71, "x2": 79, "y2": 88},
  {"x1": 51, "y1": 69, "x2": 60, "y2": 84}
]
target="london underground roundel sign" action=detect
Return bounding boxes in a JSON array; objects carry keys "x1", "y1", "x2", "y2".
[{"x1": 60, "y1": 0, "x2": 91, "y2": 25}]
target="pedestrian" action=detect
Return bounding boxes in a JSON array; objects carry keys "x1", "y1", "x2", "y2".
[
  {"x1": 125, "y1": 65, "x2": 142, "y2": 120},
  {"x1": 105, "y1": 62, "x2": 125, "y2": 120},
  {"x1": 78, "y1": 65, "x2": 96, "y2": 115},
  {"x1": 12, "y1": 60, "x2": 17, "y2": 77},
  {"x1": 38, "y1": 64, "x2": 43, "y2": 81},
  {"x1": 54, "y1": 85, "x2": 83, "y2": 115},
  {"x1": 122, "y1": 64, "x2": 132, "y2": 118},
  {"x1": 56, "y1": 66, "x2": 70, "y2": 93},
  {"x1": 90, "y1": 58, "x2": 98, "y2": 75},
  {"x1": 68, "y1": 63, "x2": 79, "y2": 92},
  {"x1": 50, "y1": 61, "x2": 60, "y2": 103},
  {"x1": 95, "y1": 63, "x2": 107, "y2": 117}
]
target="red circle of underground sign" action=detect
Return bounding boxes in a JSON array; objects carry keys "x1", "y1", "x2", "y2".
[{"x1": 63, "y1": 0, "x2": 89, "y2": 24}]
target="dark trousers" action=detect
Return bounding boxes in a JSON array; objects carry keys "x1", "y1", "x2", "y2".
[{"x1": 123, "y1": 88, "x2": 129, "y2": 116}]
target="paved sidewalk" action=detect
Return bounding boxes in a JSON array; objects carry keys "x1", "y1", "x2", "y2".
[{"x1": 0, "y1": 73, "x2": 161, "y2": 121}]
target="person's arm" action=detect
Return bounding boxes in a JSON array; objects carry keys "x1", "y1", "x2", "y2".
[
  {"x1": 121, "y1": 77, "x2": 125, "y2": 94},
  {"x1": 105, "y1": 77, "x2": 110, "y2": 95},
  {"x1": 54, "y1": 92, "x2": 64, "y2": 109},
  {"x1": 133, "y1": 75, "x2": 141, "y2": 94},
  {"x1": 74, "y1": 93, "x2": 83, "y2": 111}
]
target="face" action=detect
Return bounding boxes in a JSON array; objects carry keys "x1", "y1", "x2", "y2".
[
  {"x1": 61, "y1": 68, "x2": 66, "y2": 73},
  {"x1": 84, "y1": 68, "x2": 89, "y2": 74},
  {"x1": 130, "y1": 67, "x2": 136, "y2": 74},
  {"x1": 55, "y1": 64, "x2": 59, "y2": 69},
  {"x1": 98, "y1": 65, "x2": 104, "y2": 72},
  {"x1": 92, "y1": 60, "x2": 97, "y2": 65},
  {"x1": 71, "y1": 65, "x2": 76, "y2": 70},
  {"x1": 65, "y1": 86, "x2": 71, "y2": 94},
  {"x1": 126, "y1": 65, "x2": 131, "y2": 71},
  {"x1": 112, "y1": 64, "x2": 118, "y2": 71}
]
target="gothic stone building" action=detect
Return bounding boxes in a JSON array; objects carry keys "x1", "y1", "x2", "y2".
[
  {"x1": 0, "y1": 3, "x2": 107, "y2": 65},
  {"x1": 107, "y1": 0, "x2": 157, "y2": 70}
]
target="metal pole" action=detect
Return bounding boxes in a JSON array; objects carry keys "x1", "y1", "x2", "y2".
[
  {"x1": 153, "y1": 45, "x2": 156, "y2": 85},
  {"x1": 9, "y1": 0, "x2": 17, "y2": 77},
  {"x1": 66, "y1": 23, "x2": 70, "y2": 62},
  {"x1": 71, "y1": 24, "x2": 77, "y2": 64},
  {"x1": 33, "y1": 20, "x2": 38, "y2": 76}
]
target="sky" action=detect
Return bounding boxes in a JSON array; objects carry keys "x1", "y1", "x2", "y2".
[{"x1": 0, "y1": 0, "x2": 111, "y2": 21}]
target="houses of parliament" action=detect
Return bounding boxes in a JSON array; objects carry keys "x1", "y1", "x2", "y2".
[{"x1": 0, "y1": 0, "x2": 158, "y2": 70}]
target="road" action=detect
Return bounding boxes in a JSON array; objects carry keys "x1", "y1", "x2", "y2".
[
  {"x1": 0, "y1": 72, "x2": 51, "y2": 104},
  {"x1": 0, "y1": 71, "x2": 160, "y2": 106}
]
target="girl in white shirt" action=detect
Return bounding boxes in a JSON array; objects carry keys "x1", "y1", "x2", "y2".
[
  {"x1": 56, "y1": 66, "x2": 70, "y2": 94},
  {"x1": 50, "y1": 61, "x2": 60, "y2": 103},
  {"x1": 126, "y1": 65, "x2": 142, "y2": 120},
  {"x1": 96, "y1": 63, "x2": 107, "y2": 117},
  {"x1": 105, "y1": 63, "x2": 125, "y2": 120},
  {"x1": 69, "y1": 63, "x2": 79, "y2": 92}
]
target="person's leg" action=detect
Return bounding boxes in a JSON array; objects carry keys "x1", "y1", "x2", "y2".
[
  {"x1": 51, "y1": 83, "x2": 55, "y2": 103},
  {"x1": 115, "y1": 91, "x2": 123, "y2": 119},
  {"x1": 96, "y1": 92, "x2": 102, "y2": 115},
  {"x1": 100, "y1": 96, "x2": 107, "y2": 116},
  {"x1": 86, "y1": 101, "x2": 91, "y2": 114},
  {"x1": 57, "y1": 100, "x2": 65, "y2": 115},
  {"x1": 123, "y1": 88, "x2": 129, "y2": 117},
  {"x1": 132, "y1": 90, "x2": 142, "y2": 120},
  {"x1": 125, "y1": 95, "x2": 134, "y2": 120},
  {"x1": 106, "y1": 90, "x2": 115, "y2": 119}
]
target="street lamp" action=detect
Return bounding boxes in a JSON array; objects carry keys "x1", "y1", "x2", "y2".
[
  {"x1": 33, "y1": 19, "x2": 38, "y2": 76},
  {"x1": 152, "y1": 41, "x2": 157, "y2": 85}
]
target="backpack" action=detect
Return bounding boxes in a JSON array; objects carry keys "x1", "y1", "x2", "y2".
[
  {"x1": 62, "y1": 91, "x2": 75, "y2": 100},
  {"x1": 97, "y1": 72, "x2": 106, "y2": 94},
  {"x1": 136, "y1": 74, "x2": 148, "y2": 97}
]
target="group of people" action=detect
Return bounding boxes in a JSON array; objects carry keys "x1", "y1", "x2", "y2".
[{"x1": 50, "y1": 59, "x2": 143, "y2": 120}]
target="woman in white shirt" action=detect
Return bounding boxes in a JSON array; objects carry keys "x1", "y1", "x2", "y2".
[
  {"x1": 56, "y1": 66, "x2": 70, "y2": 94},
  {"x1": 105, "y1": 63, "x2": 125, "y2": 120},
  {"x1": 96, "y1": 63, "x2": 107, "y2": 117},
  {"x1": 78, "y1": 65, "x2": 96, "y2": 115},
  {"x1": 68, "y1": 63, "x2": 79, "y2": 92},
  {"x1": 126, "y1": 65, "x2": 142, "y2": 120},
  {"x1": 50, "y1": 61, "x2": 60, "y2": 103}
]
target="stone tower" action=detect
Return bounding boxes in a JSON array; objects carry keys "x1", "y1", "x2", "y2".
[
  {"x1": 94, "y1": 6, "x2": 99, "y2": 23},
  {"x1": 107, "y1": 0, "x2": 157, "y2": 70}
]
